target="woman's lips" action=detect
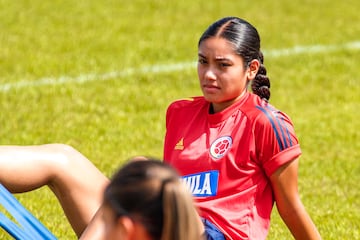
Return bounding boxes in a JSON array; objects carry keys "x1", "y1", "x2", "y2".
[{"x1": 203, "y1": 84, "x2": 220, "y2": 93}]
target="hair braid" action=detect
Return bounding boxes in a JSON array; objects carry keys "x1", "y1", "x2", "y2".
[{"x1": 251, "y1": 51, "x2": 271, "y2": 101}]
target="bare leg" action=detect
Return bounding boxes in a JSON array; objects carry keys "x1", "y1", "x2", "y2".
[
  {"x1": 79, "y1": 205, "x2": 106, "y2": 240},
  {"x1": 0, "y1": 144, "x2": 109, "y2": 237}
]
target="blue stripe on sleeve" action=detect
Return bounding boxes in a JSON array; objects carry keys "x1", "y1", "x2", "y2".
[
  {"x1": 256, "y1": 106, "x2": 284, "y2": 151},
  {"x1": 265, "y1": 106, "x2": 292, "y2": 148}
]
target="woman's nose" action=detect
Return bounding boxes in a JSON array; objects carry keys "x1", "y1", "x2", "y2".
[{"x1": 204, "y1": 68, "x2": 216, "y2": 81}]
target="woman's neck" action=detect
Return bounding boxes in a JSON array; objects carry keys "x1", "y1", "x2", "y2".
[{"x1": 210, "y1": 90, "x2": 247, "y2": 113}]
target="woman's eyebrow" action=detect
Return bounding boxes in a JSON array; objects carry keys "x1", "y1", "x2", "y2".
[
  {"x1": 198, "y1": 53, "x2": 231, "y2": 61},
  {"x1": 214, "y1": 56, "x2": 231, "y2": 61}
]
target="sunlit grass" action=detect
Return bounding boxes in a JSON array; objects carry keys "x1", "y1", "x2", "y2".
[{"x1": 0, "y1": 0, "x2": 359, "y2": 239}]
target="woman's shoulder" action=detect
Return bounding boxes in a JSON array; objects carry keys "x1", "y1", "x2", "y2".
[
  {"x1": 242, "y1": 93, "x2": 293, "y2": 125},
  {"x1": 167, "y1": 96, "x2": 206, "y2": 110}
]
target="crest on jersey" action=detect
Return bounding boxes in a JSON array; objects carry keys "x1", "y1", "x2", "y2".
[{"x1": 209, "y1": 136, "x2": 232, "y2": 159}]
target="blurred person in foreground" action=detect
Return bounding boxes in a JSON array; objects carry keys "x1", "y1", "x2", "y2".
[{"x1": 97, "y1": 158, "x2": 203, "y2": 240}]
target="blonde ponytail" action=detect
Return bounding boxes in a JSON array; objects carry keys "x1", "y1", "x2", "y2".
[{"x1": 161, "y1": 180, "x2": 203, "y2": 240}]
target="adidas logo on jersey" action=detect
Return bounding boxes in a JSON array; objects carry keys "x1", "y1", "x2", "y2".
[{"x1": 175, "y1": 138, "x2": 184, "y2": 150}]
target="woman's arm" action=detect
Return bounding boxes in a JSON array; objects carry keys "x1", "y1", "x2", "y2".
[{"x1": 270, "y1": 158, "x2": 321, "y2": 240}]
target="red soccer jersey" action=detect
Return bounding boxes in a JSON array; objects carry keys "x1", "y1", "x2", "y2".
[{"x1": 163, "y1": 92, "x2": 301, "y2": 240}]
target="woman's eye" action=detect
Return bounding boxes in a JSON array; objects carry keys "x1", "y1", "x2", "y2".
[
  {"x1": 198, "y1": 59, "x2": 207, "y2": 64},
  {"x1": 219, "y1": 62, "x2": 231, "y2": 67}
]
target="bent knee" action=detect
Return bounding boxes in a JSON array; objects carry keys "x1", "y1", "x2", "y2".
[
  {"x1": 40, "y1": 144, "x2": 85, "y2": 171},
  {"x1": 43, "y1": 143, "x2": 78, "y2": 154}
]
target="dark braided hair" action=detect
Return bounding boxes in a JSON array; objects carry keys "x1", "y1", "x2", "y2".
[
  {"x1": 252, "y1": 51, "x2": 270, "y2": 100},
  {"x1": 198, "y1": 17, "x2": 271, "y2": 101}
]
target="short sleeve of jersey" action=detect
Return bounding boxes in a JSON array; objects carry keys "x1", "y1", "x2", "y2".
[
  {"x1": 164, "y1": 97, "x2": 204, "y2": 162},
  {"x1": 253, "y1": 105, "x2": 301, "y2": 177},
  {"x1": 165, "y1": 97, "x2": 196, "y2": 130}
]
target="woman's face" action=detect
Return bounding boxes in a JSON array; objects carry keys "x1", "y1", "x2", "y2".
[{"x1": 197, "y1": 37, "x2": 253, "y2": 113}]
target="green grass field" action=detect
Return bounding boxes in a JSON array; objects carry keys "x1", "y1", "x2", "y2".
[{"x1": 1, "y1": 0, "x2": 359, "y2": 239}]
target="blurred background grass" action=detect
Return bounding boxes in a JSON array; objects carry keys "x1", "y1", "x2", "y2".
[{"x1": 0, "y1": 0, "x2": 359, "y2": 239}]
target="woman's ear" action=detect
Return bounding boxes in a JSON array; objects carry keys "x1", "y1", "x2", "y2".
[
  {"x1": 117, "y1": 216, "x2": 136, "y2": 239},
  {"x1": 117, "y1": 216, "x2": 153, "y2": 240},
  {"x1": 247, "y1": 59, "x2": 260, "y2": 80}
]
